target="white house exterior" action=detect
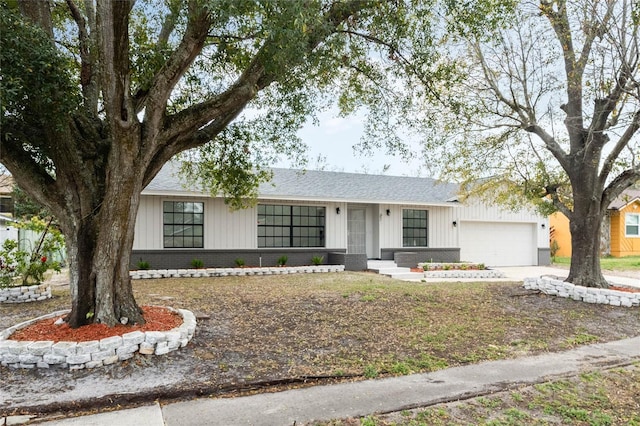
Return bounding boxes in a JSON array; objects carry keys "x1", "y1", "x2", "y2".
[{"x1": 132, "y1": 163, "x2": 550, "y2": 270}]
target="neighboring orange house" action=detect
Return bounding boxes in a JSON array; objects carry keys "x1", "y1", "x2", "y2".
[
  {"x1": 549, "y1": 210, "x2": 572, "y2": 257},
  {"x1": 550, "y1": 189, "x2": 640, "y2": 258}
]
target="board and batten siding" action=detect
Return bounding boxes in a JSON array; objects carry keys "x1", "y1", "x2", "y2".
[
  {"x1": 133, "y1": 195, "x2": 163, "y2": 250},
  {"x1": 377, "y1": 204, "x2": 458, "y2": 249},
  {"x1": 133, "y1": 195, "x2": 348, "y2": 250}
]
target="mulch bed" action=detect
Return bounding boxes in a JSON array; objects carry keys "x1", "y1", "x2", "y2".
[{"x1": 8, "y1": 306, "x2": 181, "y2": 342}]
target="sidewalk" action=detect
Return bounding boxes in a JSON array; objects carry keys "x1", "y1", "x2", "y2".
[{"x1": 15, "y1": 335, "x2": 640, "y2": 426}]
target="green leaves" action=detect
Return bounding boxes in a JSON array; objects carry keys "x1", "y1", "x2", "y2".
[
  {"x1": 0, "y1": 6, "x2": 79, "y2": 159},
  {"x1": 0, "y1": 216, "x2": 64, "y2": 288}
]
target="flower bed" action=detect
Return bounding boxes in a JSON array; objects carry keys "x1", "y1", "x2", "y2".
[
  {"x1": 0, "y1": 283, "x2": 51, "y2": 303},
  {"x1": 417, "y1": 262, "x2": 487, "y2": 271},
  {"x1": 0, "y1": 307, "x2": 196, "y2": 370},
  {"x1": 523, "y1": 276, "x2": 640, "y2": 307},
  {"x1": 414, "y1": 262, "x2": 505, "y2": 279}
]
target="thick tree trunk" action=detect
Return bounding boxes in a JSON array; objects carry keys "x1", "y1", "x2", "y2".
[
  {"x1": 566, "y1": 204, "x2": 608, "y2": 288},
  {"x1": 63, "y1": 162, "x2": 145, "y2": 328}
]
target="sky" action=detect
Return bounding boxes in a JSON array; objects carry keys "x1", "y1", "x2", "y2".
[{"x1": 275, "y1": 110, "x2": 429, "y2": 177}]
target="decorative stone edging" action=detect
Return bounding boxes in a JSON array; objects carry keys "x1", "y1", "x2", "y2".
[
  {"x1": 0, "y1": 284, "x2": 51, "y2": 304},
  {"x1": 0, "y1": 307, "x2": 196, "y2": 370},
  {"x1": 523, "y1": 276, "x2": 640, "y2": 307},
  {"x1": 423, "y1": 270, "x2": 506, "y2": 279},
  {"x1": 131, "y1": 264, "x2": 345, "y2": 280},
  {"x1": 418, "y1": 262, "x2": 486, "y2": 270}
]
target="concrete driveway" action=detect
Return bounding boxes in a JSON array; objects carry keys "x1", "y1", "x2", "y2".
[{"x1": 497, "y1": 266, "x2": 639, "y2": 288}]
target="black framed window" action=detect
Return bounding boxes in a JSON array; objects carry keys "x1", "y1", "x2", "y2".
[
  {"x1": 0, "y1": 197, "x2": 13, "y2": 214},
  {"x1": 403, "y1": 209, "x2": 428, "y2": 247},
  {"x1": 258, "y1": 204, "x2": 325, "y2": 247},
  {"x1": 163, "y1": 201, "x2": 204, "y2": 248}
]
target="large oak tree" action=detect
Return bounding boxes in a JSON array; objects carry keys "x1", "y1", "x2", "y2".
[{"x1": 1, "y1": 0, "x2": 500, "y2": 327}]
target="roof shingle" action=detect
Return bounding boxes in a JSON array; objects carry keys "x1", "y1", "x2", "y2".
[{"x1": 144, "y1": 162, "x2": 459, "y2": 205}]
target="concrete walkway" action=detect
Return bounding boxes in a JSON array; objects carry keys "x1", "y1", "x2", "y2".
[{"x1": 18, "y1": 336, "x2": 640, "y2": 426}]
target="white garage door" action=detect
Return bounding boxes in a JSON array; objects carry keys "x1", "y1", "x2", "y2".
[{"x1": 459, "y1": 222, "x2": 536, "y2": 266}]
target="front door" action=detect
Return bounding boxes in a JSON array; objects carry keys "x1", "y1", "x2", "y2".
[{"x1": 348, "y1": 208, "x2": 366, "y2": 254}]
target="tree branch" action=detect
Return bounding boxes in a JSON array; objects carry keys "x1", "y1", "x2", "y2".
[
  {"x1": 139, "y1": 1, "x2": 211, "y2": 140},
  {"x1": 96, "y1": 0, "x2": 136, "y2": 128},
  {"x1": 541, "y1": 0, "x2": 585, "y2": 149},
  {"x1": 18, "y1": 0, "x2": 53, "y2": 38},
  {"x1": 599, "y1": 109, "x2": 640, "y2": 187},
  {"x1": 0, "y1": 141, "x2": 60, "y2": 214},
  {"x1": 65, "y1": 0, "x2": 99, "y2": 114},
  {"x1": 153, "y1": 0, "x2": 369, "y2": 167},
  {"x1": 524, "y1": 124, "x2": 570, "y2": 171}
]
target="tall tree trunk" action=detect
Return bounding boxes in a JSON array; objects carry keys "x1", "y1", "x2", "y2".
[
  {"x1": 64, "y1": 159, "x2": 145, "y2": 328},
  {"x1": 566, "y1": 202, "x2": 608, "y2": 288}
]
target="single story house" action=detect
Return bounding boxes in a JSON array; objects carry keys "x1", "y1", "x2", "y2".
[
  {"x1": 550, "y1": 188, "x2": 640, "y2": 258},
  {"x1": 132, "y1": 163, "x2": 550, "y2": 270}
]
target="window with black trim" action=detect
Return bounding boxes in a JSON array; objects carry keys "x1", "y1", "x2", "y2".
[
  {"x1": 626, "y1": 213, "x2": 639, "y2": 237},
  {"x1": 0, "y1": 197, "x2": 13, "y2": 214},
  {"x1": 258, "y1": 204, "x2": 325, "y2": 247},
  {"x1": 163, "y1": 201, "x2": 204, "y2": 248},
  {"x1": 403, "y1": 209, "x2": 428, "y2": 247}
]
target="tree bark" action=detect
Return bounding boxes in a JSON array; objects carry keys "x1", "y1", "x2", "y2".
[
  {"x1": 566, "y1": 209, "x2": 608, "y2": 288},
  {"x1": 63, "y1": 160, "x2": 145, "y2": 328}
]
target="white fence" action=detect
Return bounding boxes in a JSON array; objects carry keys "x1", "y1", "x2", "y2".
[{"x1": 0, "y1": 221, "x2": 66, "y2": 265}]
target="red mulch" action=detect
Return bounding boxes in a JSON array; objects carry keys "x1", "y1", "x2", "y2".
[
  {"x1": 8, "y1": 306, "x2": 182, "y2": 343},
  {"x1": 609, "y1": 285, "x2": 640, "y2": 293}
]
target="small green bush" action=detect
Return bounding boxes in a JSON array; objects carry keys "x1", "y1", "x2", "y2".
[
  {"x1": 311, "y1": 255, "x2": 324, "y2": 266},
  {"x1": 137, "y1": 259, "x2": 150, "y2": 270},
  {"x1": 0, "y1": 217, "x2": 63, "y2": 287},
  {"x1": 277, "y1": 255, "x2": 288, "y2": 266},
  {"x1": 191, "y1": 258, "x2": 204, "y2": 269},
  {"x1": 235, "y1": 258, "x2": 245, "y2": 267}
]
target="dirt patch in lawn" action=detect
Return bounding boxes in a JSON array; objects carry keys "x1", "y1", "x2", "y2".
[{"x1": 1, "y1": 272, "x2": 639, "y2": 417}]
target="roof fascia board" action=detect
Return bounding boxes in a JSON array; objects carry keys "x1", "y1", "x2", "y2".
[
  {"x1": 611, "y1": 197, "x2": 640, "y2": 211},
  {"x1": 260, "y1": 196, "x2": 459, "y2": 208},
  {"x1": 142, "y1": 190, "x2": 211, "y2": 198},
  {"x1": 141, "y1": 191, "x2": 458, "y2": 208}
]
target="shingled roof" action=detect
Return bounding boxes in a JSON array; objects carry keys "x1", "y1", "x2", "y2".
[
  {"x1": 608, "y1": 189, "x2": 640, "y2": 210},
  {"x1": 144, "y1": 162, "x2": 459, "y2": 206}
]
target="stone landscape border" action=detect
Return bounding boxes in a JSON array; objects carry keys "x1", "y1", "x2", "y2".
[
  {"x1": 524, "y1": 276, "x2": 640, "y2": 307},
  {"x1": 0, "y1": 307, "x2": 196, "y2": 370},
  {"x1": 415, "y1": 262, "x2": 505, "y2": 279},
  {"x1": 422, "y1": 270, "x2": 506, "y2": 279},
  {"x1": 0, "y1": 284, "x2": 51, "y2": 304},
  {"x1": 130, "y1": 264, "x2": 345, "y2": 279}
]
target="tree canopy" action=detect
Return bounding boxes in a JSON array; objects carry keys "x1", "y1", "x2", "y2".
[{"x1": 0, "y1": 0, "x2": 514, "y2": 326}]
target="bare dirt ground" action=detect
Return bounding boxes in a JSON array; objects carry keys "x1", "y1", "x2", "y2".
[{"x1": 1, "y1": 270, "x2": 639, "y2": 419}]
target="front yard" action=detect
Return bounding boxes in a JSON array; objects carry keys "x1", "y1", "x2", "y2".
[
  {"x1": 2, "y1": 271, "x2": 639, "y2": 417},
  {"x1": 553, "y1": 255, "x2": 640, "y2": 272}
]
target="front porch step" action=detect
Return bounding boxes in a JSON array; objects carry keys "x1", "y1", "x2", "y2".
[
  {"x1": 367, "y1": 260, "x2": 422, "y2": 279},
  {"x1": 389, "y1": 272, "x2": 425, "y2": 280},
  {"x1": 366, "y1": 260, "x2": 399, "y2": 273}
]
